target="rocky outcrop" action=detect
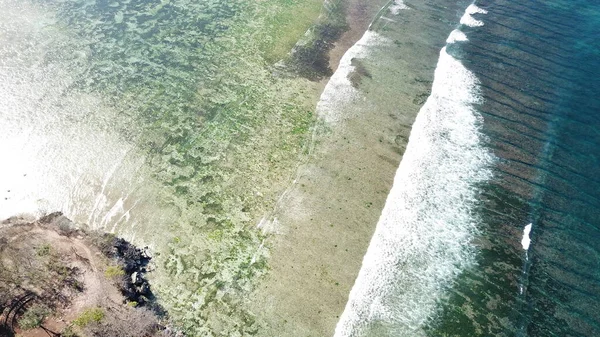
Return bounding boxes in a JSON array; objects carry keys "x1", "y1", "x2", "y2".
[
  {"x1": 40, "y1": 212, "x2": 161, "y2": 311},
  {"x1": 100, "y1": 235, "x2": 161, "y2": 312}
]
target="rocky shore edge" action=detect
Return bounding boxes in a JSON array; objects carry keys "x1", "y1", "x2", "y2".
[
  {"x1": 0, "y1": 212, "x2": 179, "y2": 337},
  {"x1": 44, "y1": 213, "x2": 160, "y2": 311}
]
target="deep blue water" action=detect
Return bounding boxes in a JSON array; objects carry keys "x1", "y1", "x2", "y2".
[{"x1": 429, "y1": 0, "x2": 600, "y2": 335}]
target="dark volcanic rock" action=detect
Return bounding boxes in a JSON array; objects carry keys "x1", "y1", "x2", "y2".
[{"x1": 98, "y1": 234, "x2": 162, "y2": 313}]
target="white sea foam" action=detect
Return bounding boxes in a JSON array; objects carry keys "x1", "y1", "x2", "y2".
[
  {"x1": 446, "y1": 29, "x2": 468, "y2": 44},
  {"x1": 334, "y1": 24, "x2": 493, "y2": 337},
  {"x1": 389, "y1": 0, "x2": 409, "y2": 15},
  {"x1": 521, "y1": 223, "x2": 532, "y2": 250},
  {"x1": 466, "y1": 4, "x2": 488, "y2": 14},
  {"x1": 460, "y1": 4, "x2": 488, "y2": 27},
  {"x1": 316, "y1": 30, "x2": 386, "y2": 124}
]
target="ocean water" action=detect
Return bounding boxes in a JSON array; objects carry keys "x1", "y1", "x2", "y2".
[
  {"x1": 440, "y1": 0, "x2": 600, "y2": 335},
  {"x1": 337, "y1": 0, "x2": 600, "y2": 336}
]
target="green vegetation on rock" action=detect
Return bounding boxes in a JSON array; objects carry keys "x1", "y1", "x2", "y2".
[
  {"x1": 104, "y1": 265, "x2": 126, "y2": 278},
  {"x1": 36, "y1": 243, "x2": 52, "y2": 257},
  {"x1": 19, "y1": 304, "x2": 52, "y2": 330},
  {"x1": 73, "y1": 307, "x2": 105, "y2": 327}
]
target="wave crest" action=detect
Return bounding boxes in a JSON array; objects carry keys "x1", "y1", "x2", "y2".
[{"x1": 334, "y1": 26, "x2": 493, "y2": 337}]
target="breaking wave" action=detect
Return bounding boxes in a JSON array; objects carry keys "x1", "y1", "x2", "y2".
[
  {"x1": 315, "y1": 30, "x2": 386, "y2": 125},
  {"x1": 334, "y1": 6, "x2": 493, "y2": 336}
]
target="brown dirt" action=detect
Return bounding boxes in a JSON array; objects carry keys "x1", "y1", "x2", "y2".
[{"x1": 1, "y1": 217, "x2": 124, "y2": 336}]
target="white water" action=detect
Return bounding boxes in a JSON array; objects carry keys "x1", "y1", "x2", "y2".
[
  {"x1": 460, "y1": 4, "x2": 488, "y2": 27},
  {"x1": 446, "y1": 29, "x2": 469, "y2": 44},
  {"x1": 334, "y1": 14, "x2": 492, "y2": 336},
  {"x1": 315, "y1": 30, "x2": 386, "y2": 124},
  {"x1": 518, "y1": 222, "x2": 533, "y2": 297},
  {"x1": 389, "y1": 0, "x2": 410, "y2": 15},
  {"x1": 0, "y1": 1, "x2": 173, "y2": 243},
  {"x1": 521, "y1": 223, "x2": 532, "y2": 250}
]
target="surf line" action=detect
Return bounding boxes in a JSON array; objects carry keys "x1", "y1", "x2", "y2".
[{"x1": 334, "y1": 3, "x2": 492, "y2": 336}]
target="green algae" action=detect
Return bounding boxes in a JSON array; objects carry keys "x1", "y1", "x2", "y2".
[
  {"x1": 259, "y1": 0, "x2": 325, "y2": 64},
  {"x1": 31, "y1": 0, "x2": 344, "y2": 335},
  {"x1": 278, "y1": 0, "x2": 348, "y2": 80}
]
